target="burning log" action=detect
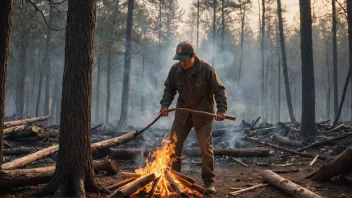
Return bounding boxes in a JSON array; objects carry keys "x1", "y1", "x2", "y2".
[
  {"x1": 309, "y1": 146, "x2": 352, "y2": 181},
  {"x1": 120, "y1": 171, "x2": 138, "y2": 179},
  {"x1": 148, "y1": 176, "x2": 161, "y2": 197},
  {"x1": 165, "y1": 171, "x2": 190, "y2": 197},
  {"x1": 272, "y1": 135, "x2": 303, "y2": 148},
  {"x1": 184, "y1": 147, "x2": 270, "y2": 157},
  {"x1": 107, "y1": 177, "x2": 136, "y2": 191},
  {"x1": 3, "y1": 147, "x2": 35, "y2": 156},
  {"x1": 262, "y1": 170, "x2": 322, "y2": 198},
  {"x1": 3, "y1": 115, "x2": 51, "y2": 128},
  {"x1": 171, "y1": 170, "x2": 196, "y2": 184},
  {"x1": 0, "y1": 159, "x2": 120, "y2": 189},
  {"x1": 171, "y1": 172, "x2": 206, "y2": 194},
  {"x1": 296, "y1": 132, "x2": 352, "y2": 152},
  {"x1": 108, "y1": 173, "x2": 156, "y2": 198},
  {"x1": 228, "y1": 183, "x2": 268, "y2": 196}
]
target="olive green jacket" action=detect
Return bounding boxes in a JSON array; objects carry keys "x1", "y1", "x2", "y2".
[{"x1": 160, "y1": 57, "x2": 228, "y2": 128}]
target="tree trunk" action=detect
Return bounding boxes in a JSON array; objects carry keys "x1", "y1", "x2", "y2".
[
  {"x1": 105, "y1": 53, "x2": 112, "y2": 124},
  {"x1": 299, "y1": 0, "x2": 317, "y2": 140},
  {"x1": 261, "y1": 0, "x2": 265, "y2": 121},
  {"x1": 16, "y1": 30, "x2": 30, "y2": 119},
  {"x1": 196, "y1": 0, "x2": 199, "y2": 51},
  {"x1": 221, "y1": 0, "x2": 224, "y2": 51},
  {"x1": 326, "y1": 40, "x2": 331, "y2": 120},
  {"x1": 330, "y1": 0, "x2": 352, "y2": 129},
  {"x1": 35, "y1": 64, "x2": 44, "y2": 117},
  {"x1": 332, "y1": 0, "x2": 338, "y2": 119},
  {"x1": 238, "y1": 7, "x2": 245, "y2": 84},
  {"x1": 277, "y1": 0, "x2": 296, "y2": 123},
  {"x1": 0, "y1": 0, "x2": 13, "y2": 169},
  {"x1": 119, "y1": 0, "x2": 134, "y2": 129},
  {"x1": 52, "y1": 65, "x2": 61, "y2": 124},
  {"x1": 212, "y1": 0, "x2": 216, "y2": 65},
  {"x1": 95, "y1": 55, "x2": 101, "y2": 122},
  {"x1": 32, "y1": 0, "x2": 103, "y2": 196},
  {"x1": 44, "y1": 7, "x2": 53, "y2": 118}
]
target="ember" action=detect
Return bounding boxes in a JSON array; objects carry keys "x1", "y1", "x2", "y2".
[{"x1": 108, "y1": 135, "x2": 204, "y2": 197}]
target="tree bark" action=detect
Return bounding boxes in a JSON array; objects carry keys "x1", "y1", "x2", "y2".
[
  {"x1": 16, "y1": 29, "x2": 30, "y2": 118},
  {"x1": 119, "y1": 0, "x2": 134, "y2": 129},
  {"x1": 261, "y1": 0, "x2": 265, "y2": 121},
  {"x1": 95, "y1": 55, "x2": 102, "y2": 122},
  {"x1": 277, "y1": 0, "x2": 296, "y2": 123},
  {"x1": 196, "y1": 0, "x2": 199, "y2": 51},
  {"x1": 35, "y1": 64, "x2": 44, "y2": 117},
  {"x1": 332, "y1": 0, "x2": 338, "y2": 119},
  {"x1": 0, "y1": 0, "x2": 13, "y2": 169},
  {"x1": 32, "y1": 0, "x2": 102, "y2": 196},
  {"x1": 105, "y1": 53, "x2": 112, "y2": 124},
  {"x1": 43, "y1": 7, "x2": 54, "y2": 118},
  {"x1": 212, "y1": 0, "x2": 216, "y2": 65},
  {"x1": 262, "y1": 170, "x2": 322, "y2": 198},
  {"x1": 299, "y1": 0, "x2": 317, "y2": 140},
  {"x1": 238, "y1": 7, "x2": 245, "y2": 84}
]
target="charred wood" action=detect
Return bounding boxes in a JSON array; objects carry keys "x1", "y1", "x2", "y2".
[{"x1": 272, "y1": 135, "x2": 303, "y2": 148}]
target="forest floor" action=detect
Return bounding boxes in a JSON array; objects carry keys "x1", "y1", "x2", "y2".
[{"x1": 2, "y1": 155, "x2": 352, "y2": 198}]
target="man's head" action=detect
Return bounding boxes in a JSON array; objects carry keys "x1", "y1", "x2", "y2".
[{"x1": 173, "y1": 41, "x2": 196, "y2": 70}]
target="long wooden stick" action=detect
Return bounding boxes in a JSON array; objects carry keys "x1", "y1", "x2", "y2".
[
  {"x1": 229, "y1": 183, "x2": 268, "y2": 196},
  {"x1": 296, "y1": 132, "x2": 352, "y2": 152}
]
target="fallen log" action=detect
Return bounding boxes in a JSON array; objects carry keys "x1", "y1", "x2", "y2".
[
  {"x1": 296, "y1": 132, "x2": 352, "y2": 152},
  {"x1": 0, "y1": 159, "x2": 120, "y2": 189},
  {"x1": 3, "y1": 125, "x2": 26, "y2": 135},
  {"x1": 244, "y1": 137, "x2": 328, "y2": 160},
  {"x1": 166, "y1": 171, "x2": 189, "y2": 197},
  {"x1": 272, "y1": 135, "x2": 303, "y2": 148},
  {"x1": 108, "y1": 148, "x2": 149, "y2": 160},
  {"x1": 1, "y1": 145, "x2": 59, "y2": 170},
  {"x1": 4, "y1": 116, "x2": 51, "y2": 128},
  {"x1": 228, "y1": 183, "x2": 268, "y2": 196},
  {"x1": 262, "y1": 170, "x2": 322, "y2": 198},
  {"x1": 309, "y1": 146, "x2": 352, "y2": 181},
  {"x1": 183, "y1": 147, "x2": 270, "y2": 158},
  {"x1": 3, "y1": 147, "x2": 36, "y2": 156},
  {"x1": 4, "y1": 125, "x2": 46, "y2": 140},
  {"x1": 2, "y1": 131, "x2": 140, "y2": 170},
  {"x1": 108, "y1": 173, "x2": 155, "y2": 198}
]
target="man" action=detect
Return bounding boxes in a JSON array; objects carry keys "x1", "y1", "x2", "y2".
[{"x1": 160, "y1": 41, "x2": 228, "y2": 194}]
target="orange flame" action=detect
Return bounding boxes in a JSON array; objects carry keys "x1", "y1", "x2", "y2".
[{"x1": 129, "y1": 134, "x2": 201, "y2": 197}]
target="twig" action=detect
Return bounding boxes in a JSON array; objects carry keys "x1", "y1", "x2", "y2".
[
  {"x1": 229, "y1": 183, "x2": 268, "y2": 196},
  {"x1": 232, "y1": 158, "x2": 248, "y2": 167},
  {"x1": 309, "y1": 155, "x2": 319, "y2": 167}
]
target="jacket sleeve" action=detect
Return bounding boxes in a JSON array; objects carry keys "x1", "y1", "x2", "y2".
[
  {"x1": 210, "y1": 68, "x2": 227, "y2": 114},
  {"x1": 160, "y1": 68, "x2": 177, "y2": 109}
]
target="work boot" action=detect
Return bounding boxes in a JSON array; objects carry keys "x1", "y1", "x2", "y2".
[{"x1": 204, "y1": 182, "x2": 217, "y2": 195}]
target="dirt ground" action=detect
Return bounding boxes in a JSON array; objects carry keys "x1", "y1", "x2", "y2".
[{"x1": 1, "y1": 155, "x2": 352, "y2": 198}]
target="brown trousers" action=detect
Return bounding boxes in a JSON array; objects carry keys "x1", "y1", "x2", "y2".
[{"x1": 170, "y1": 114, "x2": 215, "y2": 183}]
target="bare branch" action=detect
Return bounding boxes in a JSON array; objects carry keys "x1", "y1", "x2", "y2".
[{"x1": 25, "y1": 0, "x2": 63, "y2": 31}]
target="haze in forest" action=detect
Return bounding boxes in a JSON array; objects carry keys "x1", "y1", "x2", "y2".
[{"x1": 3, "y1": 0, "x2": 350, "y2": 130}]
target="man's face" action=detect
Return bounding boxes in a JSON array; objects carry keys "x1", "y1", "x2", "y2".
[{"x1": 180, "y1": 56, "x2": 195, "y2": 70}]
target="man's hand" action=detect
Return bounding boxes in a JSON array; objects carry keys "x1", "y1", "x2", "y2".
[
  {"x1": 160, "y1": 108, "x2": 169, "y2": 116},
  {"x1": 215, "y1": 113, "x2": 225, "y2": 121}
]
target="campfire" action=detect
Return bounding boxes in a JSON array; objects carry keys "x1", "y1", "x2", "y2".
[{"x1": 108, "y1": 135, "x2": 205, "y2": 197}]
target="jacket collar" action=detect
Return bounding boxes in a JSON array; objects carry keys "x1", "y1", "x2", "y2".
[{"x1": 177, "y1": 56, "x2": 202, "y2": 73}]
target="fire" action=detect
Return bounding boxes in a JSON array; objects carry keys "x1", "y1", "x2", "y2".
[{"x1": 129, "y1": 135, "x2": 202, "y2": 197}]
